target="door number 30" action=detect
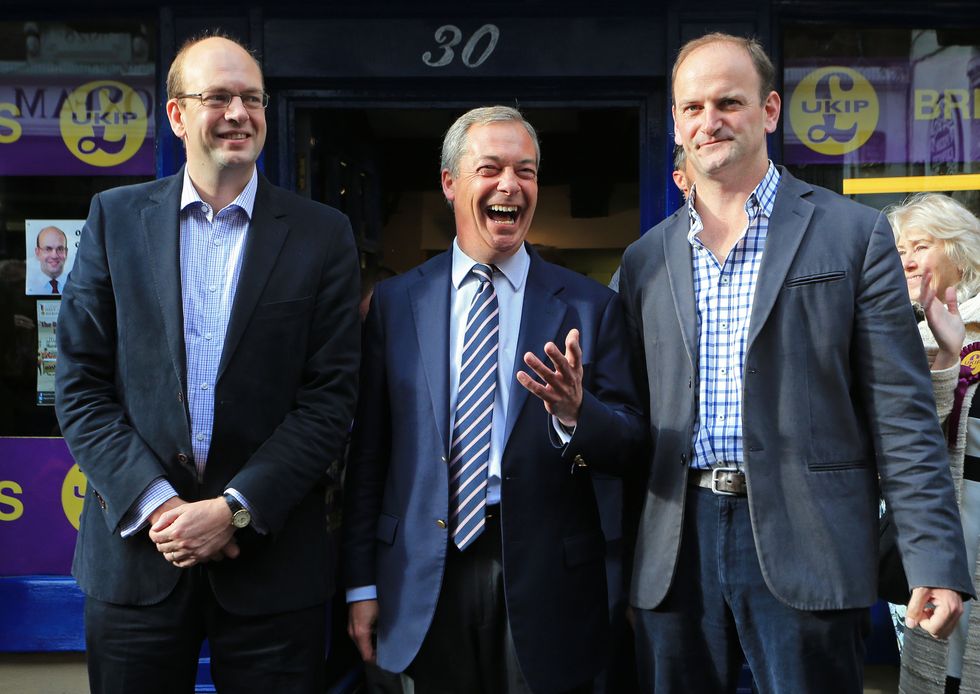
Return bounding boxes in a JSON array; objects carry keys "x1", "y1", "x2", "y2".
[{"x1": 422, "y1": 24, "x2": 500, "y2": 69}]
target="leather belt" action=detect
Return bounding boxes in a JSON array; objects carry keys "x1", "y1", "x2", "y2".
[{"x1": 689, "y1": 466, "x2": 747, "y2": 496}]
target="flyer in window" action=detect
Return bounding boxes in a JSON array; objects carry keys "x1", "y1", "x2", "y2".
[
  {"x1": 25, "y1": 219, "x2": 83, "y2": 296},
  {"x1": 36, "y1": 300, "x2": 60, "y2": 406}
]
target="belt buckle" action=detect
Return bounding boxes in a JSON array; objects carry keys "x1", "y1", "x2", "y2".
[{"x1": 711, "y1": 466, "x2": 744, "y2": 496}]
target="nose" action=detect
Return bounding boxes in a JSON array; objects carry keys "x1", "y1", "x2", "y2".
[
  {"x1": 902, "y1": 254, "x2": 917, "y2": 272},
  {"x1": 700, "y1": 104, "x2": 722, "y2": 134},
  {"x1": 224, "y1": 95, "x2": 250, "y2": 123},
  {"x1": 497, "y1": 168, "x2": 520, "y2": 194}
]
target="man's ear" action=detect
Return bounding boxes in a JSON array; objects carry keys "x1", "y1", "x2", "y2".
[
  {"x1": 166, "y1": 99, "x2": 186, "y2": 139},
  {"x1": 672, "y1": 170, "x2": 688, "y2": 196},
  {"x1": 763, "y1": 91, "x2": 781, "y2": 134},
  {"x1": 441, "y1": 169, "x2": 455, "y2": 203}
]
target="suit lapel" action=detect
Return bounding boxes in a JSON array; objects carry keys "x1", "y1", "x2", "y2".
[
  {"x1": 663, "y1": 212, "x2": 698, "y2": 366},
  {"x1": 747, "y1": 169, "x2": 813, "y2": 350},
  {"x1": 217, "y1": 177, "x2": 289, "y2": 381},
  {"x1": 141, "y1": 173, "x2": 186, "y2": 391},
  {"x1": 504, "y1": 249, "x2": 567, "y2": 444},
  {"x1": 409, "y1": 253, "x2": 453, "y2": 456}
]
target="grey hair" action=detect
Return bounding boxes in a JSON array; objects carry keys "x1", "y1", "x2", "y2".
[
  {"x1": 886, "y1": 192, "x2": 980, "y2": 303},
  {"x1": 440, "y1": 106, "x2": 540, "y2": 176}
]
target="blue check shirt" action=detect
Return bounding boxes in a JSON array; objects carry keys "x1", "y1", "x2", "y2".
[
  {"x1": 688, "y1": 163, "x2": 780, "y2": 471},
  {"x1": 119, "y1": 168, "x2": 258, "y2": 536}
]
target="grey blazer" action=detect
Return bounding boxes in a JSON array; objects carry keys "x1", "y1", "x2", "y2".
[{"x1": 619, "y1": 167, "x2": 974, "y2": 611}]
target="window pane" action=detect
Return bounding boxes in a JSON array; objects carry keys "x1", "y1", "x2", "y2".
[
  {"x1": 0, "y1": 20, "x2": 155, "y2": 435},
  {"x1": 782, "y1": 25, "x2": 980, "y2": 215}
]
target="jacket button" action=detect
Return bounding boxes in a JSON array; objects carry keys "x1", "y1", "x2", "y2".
[
  {"x1": 436, "y1": 519, "x2": 447, "y2": 529},
  {"x1": 176, "y1": 453, "x2": 189, "y2": 464}
]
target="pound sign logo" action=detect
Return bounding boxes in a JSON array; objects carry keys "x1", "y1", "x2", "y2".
[
  {"x1": 790, "y1": 67, "x2": 878, "y2": 156},
  {"x1": 61, "y1": 463, "x2": 87, "y2": 531},
  {"x1": 59, "y1": 80, "x2": 148, "y2": 168}
]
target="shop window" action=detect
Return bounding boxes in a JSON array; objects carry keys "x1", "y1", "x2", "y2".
[
  {"x1": 782, "y1": 25, "x2": 979, "y2": 215},
  {"x1": 0, "y1": 20, "x2": 156, "y2": 436}
]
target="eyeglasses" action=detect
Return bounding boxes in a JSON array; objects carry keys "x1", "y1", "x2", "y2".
[{"x1": 175, "y1": 91, "x2": 270, "y2": 110}]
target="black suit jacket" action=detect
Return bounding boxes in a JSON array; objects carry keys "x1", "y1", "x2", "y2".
[{"x1": 56, "y1": 170, "x2": 360, "y2": 614}]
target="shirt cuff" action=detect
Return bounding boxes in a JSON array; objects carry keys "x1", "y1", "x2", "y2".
[
  {"x1": 551, "y1": 415, "x2": 575, "y2": 444},
  {"x1": 347, "y1": 585, "x2": 378, "y2": 603},
  {"x1": 225, "y1": 487, "x2": 265, "y2": 534},
  {"x1": 119, "y1": 477, "x2": 178, "y2": 537}
]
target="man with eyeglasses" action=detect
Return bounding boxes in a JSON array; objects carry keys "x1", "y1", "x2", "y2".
[
  {"x1": 30, "y1": 225, "x2": 68, "y2": 295},
  {"x1": 56, "y1": 33, "x2": 360, "y2": 693}
]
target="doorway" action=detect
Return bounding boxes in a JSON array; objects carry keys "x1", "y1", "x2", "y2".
[{"x1": 291, "y1": 105, "x2": 643, "y2": 285}]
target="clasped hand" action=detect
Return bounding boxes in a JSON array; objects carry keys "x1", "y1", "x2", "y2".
[{"x1": 149, "y1": 497, "x2": 239, "y2": 568}]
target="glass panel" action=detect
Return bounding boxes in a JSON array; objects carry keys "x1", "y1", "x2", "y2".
[
  {"x1": 0, "y1": 20, "x2": 155, "y2": 436},
  {"x1": 782, "y1": 25, "x2": 980, "y2": 215}
]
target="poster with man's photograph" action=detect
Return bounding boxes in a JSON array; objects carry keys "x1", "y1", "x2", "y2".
[{"x1": 25, "y1": 219, "x2": 83, "y2": 296}]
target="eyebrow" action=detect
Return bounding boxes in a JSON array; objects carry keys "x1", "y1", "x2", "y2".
[
  {"x1": 197, "y1": 86, "x2": 265, "y2": 93},
  {"x1": 474, "y1": 156, "x2": 537, "y2": 167}
]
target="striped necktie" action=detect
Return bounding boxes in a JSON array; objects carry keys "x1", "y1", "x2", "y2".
[{"x1": 449, "y1": 263, "x2": 499, "y2": 550}]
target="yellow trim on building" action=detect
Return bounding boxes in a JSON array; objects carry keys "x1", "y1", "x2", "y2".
[{"x1": 843, "y1": 174, "x2": 980, "y2": 195}]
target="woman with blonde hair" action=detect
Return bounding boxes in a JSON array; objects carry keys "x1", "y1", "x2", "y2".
[{"x1": 888, "y1": 192, "x2": 980, "y2": 694}]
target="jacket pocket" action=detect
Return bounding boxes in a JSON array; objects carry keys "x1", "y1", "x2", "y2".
[
  {"x1": 563, "y1": 530, "x2": 605, "y2": 568},
  {"x1": 376, "y1": 513, "x2": 399, "y2": 545},
  {"x1": 253, "y1": 295, "x2": 314, "y2": 320},
  {"x1": 807, "y1": 459, "x2": 870, "y2": 471},
  {"x1": 784, "y1": 270, "x2": 846, "y2": 288}
]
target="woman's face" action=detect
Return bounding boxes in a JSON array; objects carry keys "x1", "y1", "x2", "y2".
[{"x1": 896, "y1": 229, "x2": 963, "y2": 302}]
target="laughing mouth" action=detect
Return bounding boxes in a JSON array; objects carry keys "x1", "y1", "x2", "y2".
[
  {"x1": 220, "y1": 133, "x2": 249, "y2": 140},
  {"x1": 486, "y1": 204, "x2": 519, "y2": 224}
]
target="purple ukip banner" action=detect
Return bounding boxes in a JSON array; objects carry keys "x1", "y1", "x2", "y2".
[
  {"x1": 0, "y1": 74, "x2": 155, "y2": 176},
  {"x1": 0, "y1": 438, "x2": 81, "y2": 575},
  {"x1": 784, "y1": 52, "x2": 980, "y2": 167}
]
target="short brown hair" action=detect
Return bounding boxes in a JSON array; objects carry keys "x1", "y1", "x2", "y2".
[
  {"x1": 671, "y1": 32, "x2": 775, "y2": 105},
  {"x1": 166, "y1": 31, "x2": 263, "y2": 100}
]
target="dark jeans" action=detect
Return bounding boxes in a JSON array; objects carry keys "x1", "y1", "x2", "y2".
[
  {"x1": 85, "y1": 566, "x2": 326, "y2": 694},
  {"x1": 634, "y1": 485, "x2": 870, "y2": 694}
]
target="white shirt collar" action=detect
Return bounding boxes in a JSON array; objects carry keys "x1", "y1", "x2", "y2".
[{"x1": 451, "y1": 239, "x2": 529, "y2": 292}]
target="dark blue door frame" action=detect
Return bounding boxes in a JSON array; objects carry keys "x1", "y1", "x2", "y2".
[{"x1": 271, "y1": 87, "x2": 666, "y2": 237}]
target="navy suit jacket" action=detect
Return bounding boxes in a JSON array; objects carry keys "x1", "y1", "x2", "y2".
[
  {"x1": 56, "y1": 170, "x2": 360, "y2": 614},
  {"x1": 342, "y1": 244, "x2": 645, "y2": 692},
  {"x1": 619, "y1": 167, "x2": 974, "y2": 611}
]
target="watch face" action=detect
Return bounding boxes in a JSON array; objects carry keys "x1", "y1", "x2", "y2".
[{"x1": 232, "y1": 509, "x2": 251, "y2": 529}]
